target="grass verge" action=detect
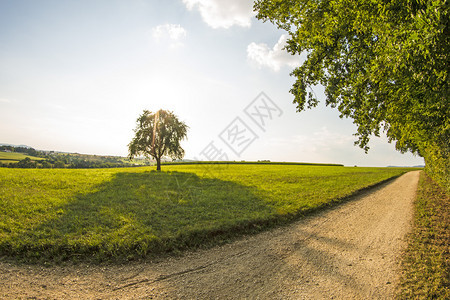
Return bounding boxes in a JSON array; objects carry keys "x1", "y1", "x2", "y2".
[
  {"x1": 0, "y1": 165, "x2": 412, "y2": 263},
  {"x1": 397, "y1": 172, "x2": 449, "y2": 299}
]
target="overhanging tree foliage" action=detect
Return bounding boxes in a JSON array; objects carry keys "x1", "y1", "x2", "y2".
[
  {"x1": 128, "y1": 109, "x2": 188, "y2": 171},
  {"x1": 255, "y1": 0, "x2": 449, "y2": 190}
]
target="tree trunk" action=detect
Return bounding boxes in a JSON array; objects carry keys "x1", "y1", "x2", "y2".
[{"x1": 156, "y1": 157, "x2": 161, "y2": 171}]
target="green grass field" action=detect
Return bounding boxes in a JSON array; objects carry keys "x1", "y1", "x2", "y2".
[
  {"x1": 0, "y1": 164, "x2": 414, "y2": 261},
  {"x1": 397, "y1": 172, "x2": 449, "y2": 299},
  {"x1": 0, "y1": 151, "x2": 44, "y2": 164}
]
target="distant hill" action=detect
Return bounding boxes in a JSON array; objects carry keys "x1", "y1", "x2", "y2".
[
  {"x1": 0, "y1": 144, "x2": 150, "y2": 169},
  {"x1": 0, "y1": 143, "x2": 32, "y2": 148}
]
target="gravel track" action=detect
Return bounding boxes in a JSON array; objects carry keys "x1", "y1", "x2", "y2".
[{"x1": 0, "y1": 171, "x2": 420, "y2": 299}]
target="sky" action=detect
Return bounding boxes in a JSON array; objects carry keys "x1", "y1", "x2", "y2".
[{"x1": 0, "y1": 0, "x2": 424, "y2": 167}]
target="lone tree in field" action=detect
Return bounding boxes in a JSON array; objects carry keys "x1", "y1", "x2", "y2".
[
  {"x1": 128, "y1": 109, "x2": 188, "y2": 171},
  {"x1": 255, "y1": 0, "x2": 449, "y2": 190}
]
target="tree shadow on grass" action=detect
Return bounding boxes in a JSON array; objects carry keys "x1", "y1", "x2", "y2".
[{"x1": 11, "y1": 171, "x2": 276, "y2": 262}]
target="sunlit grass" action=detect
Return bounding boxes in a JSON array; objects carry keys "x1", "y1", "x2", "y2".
[
  {"x1": 0, "y1": 165, "x2": 413, "y2": 261},
  {"x1": 397, "y1": 172, "x2": 449, "y2": 299},
  {"x1": 0, "y1": 151, "x2": 43, "y2": 163}
]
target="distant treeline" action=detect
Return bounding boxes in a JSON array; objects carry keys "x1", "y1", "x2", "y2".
[
  {"x1": 1, "y1": 146, "x2": 345, "y2": 169},
  {"x1": 0, "y1": 146, "x2": 148, "y2": 169},
  {"x1": 163, "y1": 161, "x2": 344, "y2": 167},
  {"x1": 0, "y1": 145, "x2": 43, "y2": 157}
]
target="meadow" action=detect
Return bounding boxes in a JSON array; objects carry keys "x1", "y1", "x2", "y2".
[
  {"x1": 0, "y1": 164, "x2": 414, "y2": 261},
  {"x1": 0, "y1": 151, "x2": 43, "y2": 164}
]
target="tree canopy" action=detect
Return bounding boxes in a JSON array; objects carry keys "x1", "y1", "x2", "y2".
[
  {"x1": 128, "y1": 110, "x2": 188, "y2": 171},
  {"x1": 255, "y1": 0, "x2": 449, "y2": 190}
]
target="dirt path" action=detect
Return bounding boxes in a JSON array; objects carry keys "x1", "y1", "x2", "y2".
[{"x1": 0, "y1": 171, "x2": 420, "y2": 299}]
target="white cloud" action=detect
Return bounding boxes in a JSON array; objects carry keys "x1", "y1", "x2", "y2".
[
  {"x1": 247, "y1": 34, "x2": 302, "y2": 71},
  {"x1": 152, "y1": 24, "x2": 187, "y2": 48},
  {"x1": 182, "y1": 0, "x2": 254, "y2": 29}
]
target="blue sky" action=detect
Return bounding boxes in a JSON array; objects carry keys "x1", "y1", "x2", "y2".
[{"x1": 0, "y1": 0, "x2": 424, "y2": 167}]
